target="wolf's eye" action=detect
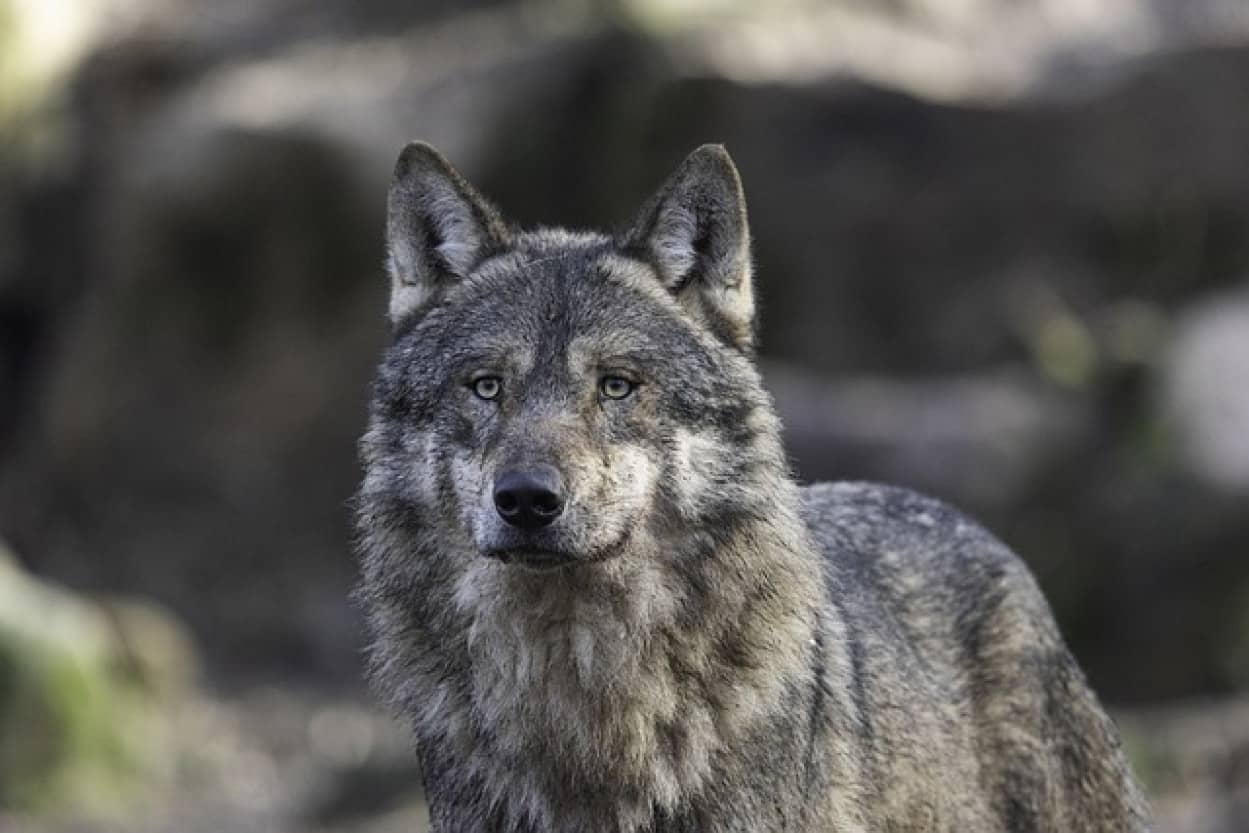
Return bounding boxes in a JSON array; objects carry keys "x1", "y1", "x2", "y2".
[
  {"x1": 600, "y1": 376, "x2": 635, "y2": 400},
  {"x1": 472, "y1": 377, "x2": 502, "y2": 401}
]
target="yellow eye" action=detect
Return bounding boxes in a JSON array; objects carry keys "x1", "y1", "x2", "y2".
[
  {"x1": 600, "y1": 376, "x2": 635, "y2": 400},
  {"x1": 472, "y1": 377, "x2": 502, "y2": 400}
]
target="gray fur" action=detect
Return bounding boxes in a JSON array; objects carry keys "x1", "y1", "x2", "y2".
[{"x1": 355, "y1": 142, "x2": 1151, "y2": 832}]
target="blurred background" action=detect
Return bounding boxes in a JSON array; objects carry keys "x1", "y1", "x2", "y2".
[{"x1": 2, "y1": 0, "x2": 1249, "y2": 830}]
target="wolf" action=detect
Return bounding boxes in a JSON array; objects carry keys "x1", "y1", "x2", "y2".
[{"x1": 354, "y1": 141, "x2": 1151, "y2": 832}]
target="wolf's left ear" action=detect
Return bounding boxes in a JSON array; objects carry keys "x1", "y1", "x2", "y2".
[
  {"x1": 386, "y1": 142, "x2": 510, "y2": 322},
  {"x1": 624, "y1": 144, "x2": 754, "y2": 350}
]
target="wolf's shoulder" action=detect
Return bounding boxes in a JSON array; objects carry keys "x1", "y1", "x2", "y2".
[{"x1": 800, "y1": 481, "x2": 1050, "y2": 624}]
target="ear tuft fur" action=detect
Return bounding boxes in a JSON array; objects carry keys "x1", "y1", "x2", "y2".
[
  {"x1": 386, "y1": 142, "x2": 509, "y2": 322},
  {"x1": 625, "y1": 144, "x2": 755, "y2": 350}
]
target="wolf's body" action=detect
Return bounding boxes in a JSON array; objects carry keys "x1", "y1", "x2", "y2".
[{"x1": 354, "y1": 142, "x2": 1150, "y2": 832}]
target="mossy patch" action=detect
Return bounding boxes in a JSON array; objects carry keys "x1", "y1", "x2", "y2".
[{"x1": 0, "y1": 542, "x2": 195, "y2": 817}]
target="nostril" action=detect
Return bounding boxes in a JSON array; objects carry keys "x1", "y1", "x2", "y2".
[
  {"x1": 532, "y1": 491, "x2": 563, "y2": 516},
  {"x1": 495, "y1": 490, "x2": 519, "y2": 515}
]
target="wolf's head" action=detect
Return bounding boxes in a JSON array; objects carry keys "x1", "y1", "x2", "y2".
[{"x1": 361, "y1": 143, "x2": 788, "y2": 576}]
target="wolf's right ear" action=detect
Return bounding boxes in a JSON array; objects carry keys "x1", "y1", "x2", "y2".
[{"x1": 386, "y1": 142, "x2": 510, "y2": 322}]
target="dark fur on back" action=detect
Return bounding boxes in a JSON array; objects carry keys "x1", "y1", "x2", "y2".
[{"x1": 354, "y1": 142, "x2": 1151, "y2": 832}]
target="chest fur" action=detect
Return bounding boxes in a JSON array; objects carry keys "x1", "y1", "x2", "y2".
[{"x1": 408, "y1": 550, "x2": 822, "y2": 832}]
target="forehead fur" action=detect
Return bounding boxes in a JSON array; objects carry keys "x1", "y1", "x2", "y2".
[
  {"x1": 375, "y1": 227, "x2": 768, "y2": 439},
  {"x1": 398, "y1": 231, "x2": 702, "y2": 354}
]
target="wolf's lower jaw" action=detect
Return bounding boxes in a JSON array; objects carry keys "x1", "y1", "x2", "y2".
[{"x1": 484, "y1": 547, "x2": 578, "y2": 570}]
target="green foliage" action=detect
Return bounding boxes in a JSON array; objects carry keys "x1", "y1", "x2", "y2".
[{"x1": 0, "y1": 544, "x2": 189, "y2": 817}]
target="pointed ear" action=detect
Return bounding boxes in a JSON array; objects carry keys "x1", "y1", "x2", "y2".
[
  {"x1": 386, "y1": 142, "x2": 510, "y2": 322},
  {"x1": 624, "y1": 144, "x2": 754, "y2": 350}
]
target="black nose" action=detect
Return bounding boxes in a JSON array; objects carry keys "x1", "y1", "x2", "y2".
[{"x1": 493, "y1": 466, "x2": 565, "y2": 530}]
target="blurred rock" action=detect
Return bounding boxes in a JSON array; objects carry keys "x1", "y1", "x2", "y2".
[
  {"x1": 637, "y1": 0, "x2": 1249, "y2": 102},
  {"x1": 1161, "y1": 287, "x2": 1249, "y2": 492},
  {"x1": 765, "y1": 361, "x2": 1092, "y2": 506},
  {"x1": 1119, "y1": 695, "x2": 1249, "y2": 833},
  {"x1": 0, "y1": 538, "x2": 194, "y2": 815}
]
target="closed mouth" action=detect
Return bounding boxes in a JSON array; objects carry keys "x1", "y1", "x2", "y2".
[
  {"x1": 485, "y1": 547, "x2": 578, "y2": 571},
  {"x1": 484, "y1": 526, "x2": 634, "y2": 572}
]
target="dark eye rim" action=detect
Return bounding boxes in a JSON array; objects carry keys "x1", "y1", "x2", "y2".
[
  {"x1": 599, "y1": 376, "x2": 636, "y2": 400},
  {"x1": 471, "y1": 376, "x2": 502, "y2": 400}
]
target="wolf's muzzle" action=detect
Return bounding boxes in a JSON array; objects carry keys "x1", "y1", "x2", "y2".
[{"x1": 493, "y1": 465, "x2": 565, "y2": 530}]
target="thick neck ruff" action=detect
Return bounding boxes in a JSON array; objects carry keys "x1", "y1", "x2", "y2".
[{"x1": 432, "y1": 515, "x2": 823, "y2": 832}]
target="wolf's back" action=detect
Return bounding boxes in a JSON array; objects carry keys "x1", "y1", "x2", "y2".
[{"x1": 802, "y1": 481, "x2": 1151, "y2": 831}]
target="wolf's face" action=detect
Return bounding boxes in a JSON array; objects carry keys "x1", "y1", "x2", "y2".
[{"x1": 364, "y1": 143, "x2": 778, "y2": 574}]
